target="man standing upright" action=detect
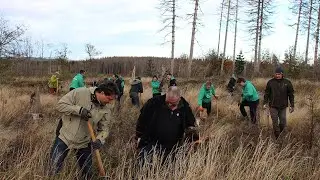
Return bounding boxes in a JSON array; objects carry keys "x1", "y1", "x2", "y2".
[
  {"x1": 263, "y1": 67, "x2": 295, "y2": 138},
  {"x1": 113, "y1": 74, "x2": 124, "y2": 101},
  {"x1": 70, "y1": 70, "x2": 86, "y2": 91},
  {"x1": 129, "y1": 77, "x2": 143, "y2": 107}
]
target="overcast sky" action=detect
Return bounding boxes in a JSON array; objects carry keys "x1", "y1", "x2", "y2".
[{"x1": 1, "y1": 0, "x2": 313, "y2": 61}]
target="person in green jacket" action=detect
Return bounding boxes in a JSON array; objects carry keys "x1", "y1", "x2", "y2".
[
  {"x1": 151, "y1": 75, "x2": 161, "y2": 97},
  {"x1": 197, "y1": 81, "x2": 218, "y2": 115},
  {"x1": 70, "y1": 70, "x2": 86, "y2": 91},
  {"x1": 237, "y1": 77, "x2": 260, "y2": 124}
]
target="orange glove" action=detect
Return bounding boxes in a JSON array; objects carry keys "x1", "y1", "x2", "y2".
[{"x1": 198, "y1": 106, "x2": 204, "y2": 111}]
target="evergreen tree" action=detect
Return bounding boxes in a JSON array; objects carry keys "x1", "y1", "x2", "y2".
[
  {"x1": 235, "y1": 51, "x2": 245, "y2": 75},
  {"x1": 144, "y1": 59, "x2": 157, "y2": 76}
]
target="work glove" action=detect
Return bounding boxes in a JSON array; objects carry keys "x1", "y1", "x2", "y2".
[
  {"x1": 80, "y1": 107, "x2": 92, "y2": 121},
  {"x1": 91, "y1": 139, "x2": 102, "y2": 150},
  {"x1": 214, "y1": 95, "x2": 219, "y2": 100},
  {"x1": 263, "y1": 104, "x2": 268, "y2": 109},
  {"x1": 289, "y1": 107, "x2": 294, "y2": 113},
  {"x1": 198, "y1": 106, "x2": 204, "y2": 111},
  {"x1": 185, "y1": 127, "x2": 199, "y2": 142}
]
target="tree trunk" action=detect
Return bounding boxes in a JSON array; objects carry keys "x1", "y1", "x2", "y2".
[
  {"x1": 188, "y1": 0, "x2": 199, "y2": 78},
  {"x1": 220, "y1": 0, "x2": 231, "y2": 75},
  {"x1": 257, "y1": 0, "x2": 264, "y2": 75},
  {"x1": 305, "y1": 0, "x2": 313, "y2": 64},
  {"x1": 232, "y1": 0, "x2": 239, "y2": 75},
  {"x1": 293, "y1": 0, "x2": 303, "y2": 60},
  {"x1": 171, "y1": 0, "x2": 176, "y2": 75},
  {"x1": 254, "y1": 0, "x2": 261, "y2": 75},
  {"x1": 314, "y1": 3, "x2": 320, "y2": 71},
  {"x1": 217, "y1": 0, "x2": 225, "y2": 58}
]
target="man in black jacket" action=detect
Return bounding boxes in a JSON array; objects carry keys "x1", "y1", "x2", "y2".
[
  {"x1": 263, "y1": 67, "x2": 295, "y2": 138},
  {"x1": 167, "y1": 73, "x2": 177, "y2": 87},
  {"x1": 135, "y1": 86, "x2": 198, "y2": 163},
  {"x1": 227, "y1": 74, "x2": 236, "y2": 96},
  {"x1": 129, "y1": 77, "x2": 143, "y2": 107},
  {"x1": 113, "y1": 74, "x2": 124, "y2": 101}
]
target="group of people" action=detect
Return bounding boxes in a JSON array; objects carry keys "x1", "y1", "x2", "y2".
[{"x1": 47, "y1": 66, "x2": 294, "y2": 179}]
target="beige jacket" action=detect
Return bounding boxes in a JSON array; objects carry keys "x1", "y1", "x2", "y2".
[{"x1": 56, "y1": 87, "x2": 112, "y2": 149}]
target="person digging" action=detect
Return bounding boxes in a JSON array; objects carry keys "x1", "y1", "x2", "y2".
[
  {"x1": 49, "y1": 82, "x2": 118, "y2": 179},
  {"x1": 237, "y1": 78, "x2": 260, "y2": 124},
  {"x1": 135, "y1": 86, "x2": 199, "y2": 164},
  {"x1": 197, "y1": 81, "x2": 218, "y2": 117},
  {"x1": 263, "y1": 66, "x2": 295, "y2": 139}
]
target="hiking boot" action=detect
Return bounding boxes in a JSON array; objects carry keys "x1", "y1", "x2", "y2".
[{"x1": 240, "y1": 116, "x2": 250, "y2": 121}]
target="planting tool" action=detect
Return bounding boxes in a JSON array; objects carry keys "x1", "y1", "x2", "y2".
[
  {"x1": 216, "y1": 98, "x2": 219, "y2": 119},
  {"x1": 56, "y1": 78, "x2": 59, "y2": 95},
  {"x1": 87, "y1": 121, "x2": 106, "y2": 177}
]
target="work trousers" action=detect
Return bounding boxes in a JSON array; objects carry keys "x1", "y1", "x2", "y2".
[
  {"x1": 49, "y1": 137, "x2": 93, "y2": 179},
  {"x1": 269, "y1": 107, "x2": 287, "y2": 138},
  {"x1": 240, "y1": 100, "x2": 259, "y2": 124}
]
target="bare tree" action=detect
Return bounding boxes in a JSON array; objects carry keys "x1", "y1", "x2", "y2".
[
  {"x1": 245, "y1": 0, "x2": 274, "y2": 75},
  {"x1": 305, "y1": 0, "x2": 314, "y2": 64},
  {"x1": 158, "y1": 0, "x2": 177, "y2": 75},
  {"x1": 220, "y1": 0, "x2": 232, "y2": 75},
  {"x1": 289, "y1": 0, "x2": 305, "y2": 61},
  {"x1": 0, "y1": 17, "x2": 25, "y2": 57},
  {"x1": 232, "y1": 0, "x2": 239, "y2": 74},
  {"x1": 55, "y1": 43, "x2": 71, "y2": 60},
  {"x1": 188, "y1": 0, "x2": 200, "y2": 78},
  {"x1": 21, "y1": 36, "x2": 34, "y2": 58},
  {"x1": 85, "y1": 43, "x2": 101, "y2": 60},
  {"x1": 217, "y1": 0, "x2": 226, "y2": 58},
  {"x1": 314, "y1": 2, "x2": 320, "y2": 69}
]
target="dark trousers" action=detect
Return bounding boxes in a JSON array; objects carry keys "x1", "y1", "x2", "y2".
[
  {"x1": 138, "y1": 141, "x2": 174, "y2": 166},
  {"x1": 130, "y1": 93, "x2": 140, "y2": 107},
  {"x1": 153, "y1": 93, "x2": 161, "y2": 97},
  {"x1": 202, "y1": 101, "x2": 212, "y2": 115},
  {"x1": 270, "y1": 107, "x2": 287, "y2": 138},
  {"x1": 240, "y1": 100, "x2": 259, "y2": 123},
  {"x1": 49, "y1": 137, "x2": 92, "y2": 179}
]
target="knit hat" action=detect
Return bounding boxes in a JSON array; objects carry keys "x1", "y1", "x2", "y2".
[{"x1": 275, "y1": 66, "x2": 284, "y2": 74}]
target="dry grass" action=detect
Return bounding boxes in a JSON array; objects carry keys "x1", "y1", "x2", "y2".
[{"x1": 0, "y1": 78, "x2": 320, "y2": 179}]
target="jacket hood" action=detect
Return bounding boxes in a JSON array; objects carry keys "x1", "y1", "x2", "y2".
[{"x1": 131, "y1": 79, "x2": 141, "y2": 85}]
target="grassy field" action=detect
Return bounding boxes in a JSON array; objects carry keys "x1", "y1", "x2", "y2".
[{"x1": 0, "y1": 77, "x2": 320, "y2": 179}]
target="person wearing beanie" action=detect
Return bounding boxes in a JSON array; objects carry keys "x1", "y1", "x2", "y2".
[
  {"x1": 226, "y1": 74, "x2": 237, "y2": 96},
  {"x1": 263, "y1": 66, "x2": 295, "y2": 139},
  {"x1": 237, "y1": 77, "x2": 260, "y2": 124}
]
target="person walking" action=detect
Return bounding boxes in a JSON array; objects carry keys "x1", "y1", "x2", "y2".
[
  {"x1": 70, "y1": 70, "x2": 86, "y2": 91},
  {"x1": 49, "y1": 82, "x2": 118, "y2": 179},
  {"x1": 237, "y1": 78, "x2": 260, "y2": 124},
  {"x1": 129, "y1": 77, "x2": 143, "y2": 107},
  {"x1": 151, "y1": 75, "x2": 161, "y2": 97},
  {"x1": 135, "y1": 86, "x2": 199, "y2": 163},
  {"x1": 227, "y1": 74, "x2": 236, "y2": 96},
  {"x1": 263, "y1": 67, "x2": 294, "y2": 138},
  {"x1": 197, "y1": 81, "x2": 218, "y2": 116},
  {"x1": 48, "y1": 71, "x2": 60, "y2": 94}
]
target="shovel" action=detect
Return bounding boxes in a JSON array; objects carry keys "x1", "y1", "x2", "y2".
[{"x1": 87, "y1": 121, "x2": 106, "y2": 177}]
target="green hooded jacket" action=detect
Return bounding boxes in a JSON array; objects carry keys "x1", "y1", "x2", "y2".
[
  {"x1": 70, "y1": 73, "x2": 85, "y2": 89},
  {"x1": 198, "y1": 83, "x2": 216, "y2": 106},
  {"x1": 242, "y1": 81, "x2": 259, "y2": 102},
  {"x1": 151, "y1": 80, "x2": 161, "y2": 94}
]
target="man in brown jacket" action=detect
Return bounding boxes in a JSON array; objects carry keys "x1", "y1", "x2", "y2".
[{"x1": 49, "y1": 82, "x2": 118, "y2": 179}]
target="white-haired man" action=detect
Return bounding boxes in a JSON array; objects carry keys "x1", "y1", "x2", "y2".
[{"x1": 135, "y1": 86, "x2": 199, "y2": 162}]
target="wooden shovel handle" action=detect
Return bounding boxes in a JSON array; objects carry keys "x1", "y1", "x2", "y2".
[{"x1": 87, "y1": 121, "x2": 106, "y2": 177}]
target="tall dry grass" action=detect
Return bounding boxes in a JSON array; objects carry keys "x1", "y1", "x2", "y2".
[{"x1": 0, "y1": 78, "x2": 319, "y2": 179}]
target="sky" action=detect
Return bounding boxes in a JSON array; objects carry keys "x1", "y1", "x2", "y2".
[{"x1": 0, "y1": 0, "x2": 314, "y2": 61}]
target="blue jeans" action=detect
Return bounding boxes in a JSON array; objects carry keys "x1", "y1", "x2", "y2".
[{"x1": 49, "y1": 137, "x2": 93, "y2": 179}]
